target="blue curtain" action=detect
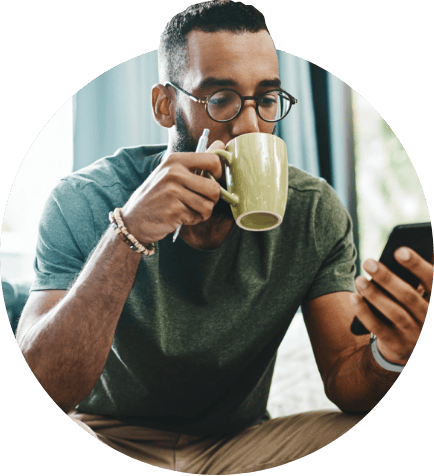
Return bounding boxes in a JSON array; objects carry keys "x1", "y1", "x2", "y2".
[
  {"x1": 73, "y1": 50, "x2": 167, "y2": 171},
  {"x1": 275, "y1": 52, "x2": 320, "y2": 179},
  {"x1": 275, "y1": 52, "x2": 356, "y2": 210},
  {"x1": 275, "y1": 52, "x2": 359, "y2": 264},
  {"x1": 73, "y1": 50, "x2": 359, "y2": 264}
]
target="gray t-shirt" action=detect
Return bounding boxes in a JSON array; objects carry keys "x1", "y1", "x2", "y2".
[{"x1": 32, "y1": 145, "x2": 356, "y2": 435}]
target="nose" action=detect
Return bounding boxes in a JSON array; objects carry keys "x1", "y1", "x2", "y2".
[{"x1": 229, "y1": 100, "x2": 260, "y2": 137}]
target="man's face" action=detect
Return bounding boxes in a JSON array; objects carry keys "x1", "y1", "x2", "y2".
[
  {"x1": 172, "y1": 29, "x2": 279, "y2": 150},
  {"x1": 170, "y1": 29, "x2": 279, "y2": 219}
]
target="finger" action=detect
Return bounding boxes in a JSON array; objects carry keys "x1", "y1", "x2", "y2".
[
  {"x1": 362, "y1": 259, "x2": 429, "y2": 323},
  {"x1": 190, "y1": 141, "x2": 227, "y2": 178},
  {"x1": 167, "y1": 152, "x2": 223, "y2": 179},
  {"x1": 177, "y1": 204, "x2": 206, "y2": 227},
  {"x1": 350, "y1": 292, "x2": 419, "y2": 364},
  {"x1": 206, "y1": 140, "x2": 226, "y2": 152},
  {"x1": 177, "y1": 171, "x2": 221, "y2": 204},
  {"x1": 355, "y1": 275, "x2": 422, "y2": 330},
  {"x1": 349, "y1": 292, "x2": 391, "y2": 336},
  {"x1": 394, "y1": 247, "x2": 433, "y2": 295},
  {"x1": 202, "y1": 141, "x2": 226, "y2": 179},
  {"x1": 416, "y1": 282, "x2": 429, "y2": 299},
  {"x1": 171, "y1": 186, "x2": 218, "y2": 223},
  {"x1": 172, "y1": 206, "x2": 202, "y2": 228}
]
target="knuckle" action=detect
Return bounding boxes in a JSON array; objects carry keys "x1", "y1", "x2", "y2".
[
  {"x1": 163, "y1": 181, "x2": 180, "y2": 198},
  {"x1": 398, "y1": 317, "x2": 417, "y2": 335},
  {"x1": 191, "y1": 213, "x2": 203, "y2": 225},
  {"x1": 166, "y1": 164, "x2": 184, "y2": 180},
  {"x1": 165, "y1": 152, "x2": 182, "y2": 165},
  {"x1": 203, "y1": 200, "x2": 214, "y2": 219},
  {"x1": 403, "y1": 288, "x2": 420, "y2": 308},
  {"x1": 180, "y1": 212, "x2": 193, "y2": 226},
  {"x1": 211, "y1": 182, "x2": 221, "y2": 202},
  {"x1": 168, "y1": 207, "x2": 182, "y2": 223}
]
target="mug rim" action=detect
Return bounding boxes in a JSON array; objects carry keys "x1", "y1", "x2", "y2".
[
  {"x1": 226, "y1": 132, "x2": 285, "y2": 147},
  {"x1": 236, "y1": 210, "x2": 283, "y2": 231}
]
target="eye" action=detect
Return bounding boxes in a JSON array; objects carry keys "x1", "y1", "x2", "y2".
[
  {"x1": 259, "y1": 92, "x2": 278, "y2": 107},
  {"x1": 208, "y1": 91, "x2": 234, "y2": 108}
]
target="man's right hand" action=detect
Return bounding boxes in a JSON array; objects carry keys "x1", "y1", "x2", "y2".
[
  {"x1": 121, "y1": 142, "x2": 225, "y2": 244},
  {"x1": 16, "y1": 142, "x2": 226, "y2": 413}
]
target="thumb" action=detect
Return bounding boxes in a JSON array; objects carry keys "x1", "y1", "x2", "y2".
[
  {"x1": 199, "y1": 140, "x2": 226, "y2": 180},
  {"x1": 206, "y1": 140, "x2": 226, "y2": 152}
]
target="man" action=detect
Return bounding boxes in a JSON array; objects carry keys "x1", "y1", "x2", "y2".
[{"x1": 16, "y1": 1, "x2": 432, "y2": 473}]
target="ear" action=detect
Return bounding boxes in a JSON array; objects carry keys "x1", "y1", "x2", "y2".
[{"x1": 152, "y1": 84, "x2": 176, "y2": 128}]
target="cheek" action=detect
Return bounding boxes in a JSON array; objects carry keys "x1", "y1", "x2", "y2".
[
  {"x1": 260, "y1": 120, "x2": 277, "y2": 135},
  {"x1": 178, "y1": 98, "x2": 196, "y2": 124},
  {"x1": 178, "y1": 100, "x2": 211, "y2": 132},
  {"x1": 181, "y1": 107, "x2": 229, "y2": 144}
]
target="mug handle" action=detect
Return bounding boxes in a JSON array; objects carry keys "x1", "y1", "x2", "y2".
[{"x1": 207, "y1": 149, "x2": 239, "y2": 206}]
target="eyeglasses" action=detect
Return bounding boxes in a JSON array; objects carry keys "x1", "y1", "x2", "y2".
[{"x1": 165, "y1": 82, "x2": 297, "y2": 123}]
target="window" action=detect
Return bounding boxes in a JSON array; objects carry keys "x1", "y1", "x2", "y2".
[
  {"x1": 352, "y1": 92, "x2": 430, "y2": 268},
  {"x1": 1, "y1": 99, "x2": 73, "y2": 281}
]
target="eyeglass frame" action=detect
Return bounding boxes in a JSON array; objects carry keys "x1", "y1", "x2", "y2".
[{"x1": 165, "y1": 81, "x2": 298, "y2": 123}]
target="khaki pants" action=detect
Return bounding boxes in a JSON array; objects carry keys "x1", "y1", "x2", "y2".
[{"x1": 71, "y1": 410, "x2": 364, "y2": 474}]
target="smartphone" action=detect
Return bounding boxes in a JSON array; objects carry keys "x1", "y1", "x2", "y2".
[{"x1": 351, "y1": 222, "x2": 433, "y2": 336}]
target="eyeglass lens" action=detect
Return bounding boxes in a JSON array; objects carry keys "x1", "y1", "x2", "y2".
[{"x1": 207, "y1": 90, "x2": 291, "y2": 122}]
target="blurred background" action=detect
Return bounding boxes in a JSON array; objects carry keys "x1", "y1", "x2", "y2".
[{"x1": 1, "y1": 49, "x2": 430, "y2": 415}]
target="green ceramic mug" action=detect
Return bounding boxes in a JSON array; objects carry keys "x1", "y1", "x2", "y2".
[{"x1": 210, "y1": 132, "x2": 288, "y2": 231}]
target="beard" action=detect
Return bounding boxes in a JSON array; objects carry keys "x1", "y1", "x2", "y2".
[
  {"x1": 172, "y1": 107, "x2": 234, "y2": 220},
  {"x1": 172, "y1": 107, "x2": 198, "y2": 153}
]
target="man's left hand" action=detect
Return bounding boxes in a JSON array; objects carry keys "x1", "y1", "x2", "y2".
[{"x1": 350, "y1": 247, "x2": 433, "y2": 365}]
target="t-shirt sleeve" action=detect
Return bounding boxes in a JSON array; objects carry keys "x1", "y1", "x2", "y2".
[
  {"x1": 303, "y1": 180, "x2": 357, "y2": 303},
  {"x1": 31, "y1": 180, "x2": 98, "y2": 291}
]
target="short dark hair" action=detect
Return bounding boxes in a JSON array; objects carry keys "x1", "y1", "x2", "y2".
[{"x1": 158, "y1": 1, "x2": 269, "y2": 85}]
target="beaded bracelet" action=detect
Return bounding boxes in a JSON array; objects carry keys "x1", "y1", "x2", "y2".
[{"x1": 109, "y1": 208, "x2": 155, "y2": 256}]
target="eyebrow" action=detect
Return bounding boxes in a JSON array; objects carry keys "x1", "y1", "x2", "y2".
[
  {"x1": 259, "y1": 78, "x2": 281, "y2": 89},
  {"x1": 197, "y1": 77, "x2": 237, "y2": 89},
  {"x1": 197, "y1": 77, "x2": 282, "y2": 90}
]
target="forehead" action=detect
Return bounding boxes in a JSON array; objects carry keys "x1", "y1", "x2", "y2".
[{"x1": 183, "y1": 30, "x2": 279, "y2": 91}]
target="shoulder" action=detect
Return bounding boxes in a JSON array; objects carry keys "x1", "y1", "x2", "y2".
[
  {"x1": 287, "y1": 165, "x2": 326, "y2": 194},
  {"x1": 60, "y1": 145, "x2": 167, "y2": 193},
  {"x1": 41, "y1": 145, "x2": 167, "y2": 241},
  {"x1": 281, "y1": 166, "x2": 353, "y2": 258},
  {"x1": 286, "y1": 166, "x2": 340, "y2": 213}
]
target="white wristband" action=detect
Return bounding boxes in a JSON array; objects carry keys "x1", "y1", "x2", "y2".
[{"x1": 370, "y1": 335, "x2": 405, "y2": 373}]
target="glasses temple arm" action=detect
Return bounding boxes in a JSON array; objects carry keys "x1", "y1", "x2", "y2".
[{"x1": 165, "y1": 82, "x2": 206, "y2": 104}]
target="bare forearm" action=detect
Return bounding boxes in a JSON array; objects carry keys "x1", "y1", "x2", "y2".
[
  {"x1": 325, "y1": 343, "x2": 400, "y2": 413},
  {"x1": 17, "y1": 227, "x2": 142, "y2": 412}
]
